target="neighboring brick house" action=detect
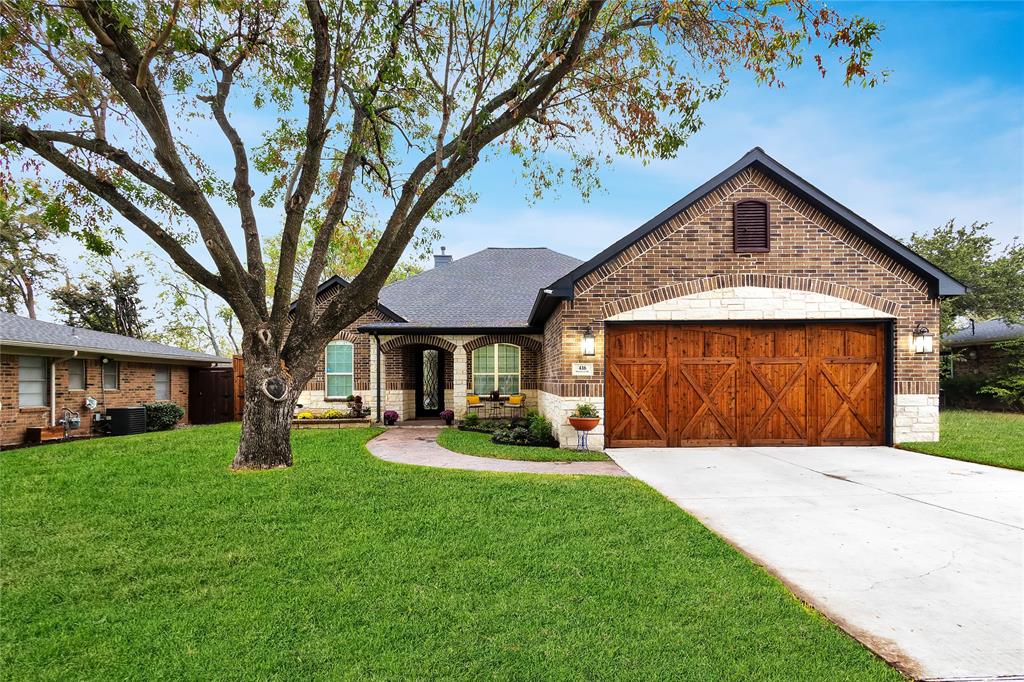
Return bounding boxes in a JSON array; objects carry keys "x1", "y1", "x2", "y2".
[
  {"x1": 942, "y1": 319, "x2": 1024, "y2": 377},
  {"x1": 303, "y1": 148, "x2": 964, "y2": 447},
  {"x1": 1, "y1": 313, "x2": 227, "y2": 445}
]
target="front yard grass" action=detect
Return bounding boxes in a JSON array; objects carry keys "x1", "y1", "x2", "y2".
[
  {"x1": 900, "y1": 409, "x2": 1024, "y2": 470},
  {"x1": 1, "y1": 425, "x2": 900, "y2": 680},
  {"x1": 437, "y1": 427, "x2": 610, "y2": 461}
]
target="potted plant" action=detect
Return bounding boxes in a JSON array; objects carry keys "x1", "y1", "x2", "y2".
[
  {"x1": 568, "y1": 403, "x2": 600, "y2": 431},
  {"x1": 440, "y1": 409, "x2": 455, "y2": 426},
  {"x1": 383, "y1": 410, "x2": 399, "y2": 426}
]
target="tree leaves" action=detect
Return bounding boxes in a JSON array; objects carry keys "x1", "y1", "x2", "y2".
[{"x1": 907, "y1": 220, "x2": 1024, "y2": 334}]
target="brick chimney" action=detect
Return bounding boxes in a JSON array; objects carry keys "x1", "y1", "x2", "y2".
[{"x1": 433, "y1": 246, "x2": 452, "y2": 268}]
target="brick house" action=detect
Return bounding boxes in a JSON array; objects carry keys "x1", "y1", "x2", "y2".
[
  {"x1": 1, "y1": 313, "x2": 228, "y2": 445},
  {"x1": 302, "y1": 148, "x2": 963, "y2": 448},
  {"x1": 942, "y1": 319, "x2": 1024, "y2": 377}
]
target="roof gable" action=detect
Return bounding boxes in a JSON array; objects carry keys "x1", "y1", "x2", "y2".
[
  {"x1": 290, "y1": 275, "x2": 405, "y2": 321},
  {"x1": 529, "y1": 147, "x2": 966, "y2": 326}
]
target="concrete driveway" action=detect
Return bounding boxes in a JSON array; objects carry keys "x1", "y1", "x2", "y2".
[{"x1": 609, "y1": 446, "x2": 1024, "y2": 681}]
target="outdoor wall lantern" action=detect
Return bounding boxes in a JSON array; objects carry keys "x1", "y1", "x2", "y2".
[
  {"x1": 911, "y1": 323, "x2": 933, "y2": 354},
  {"x1": 581, "y1": 326, "x2": 596, "y2": 356}
]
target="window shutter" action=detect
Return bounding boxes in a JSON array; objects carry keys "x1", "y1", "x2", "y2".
[{"x1": 733, "y1": 200, "x2": 770, "y2": 252}]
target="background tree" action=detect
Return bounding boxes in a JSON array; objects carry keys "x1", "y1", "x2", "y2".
[
  {"x1": 0, "y1": 0, "x2": 883, "y2": 469},
  {"x1": 0, "y1": 179, "x2": 110, "y2": 318},
  {"x1": 147, "y1": 253, "x2": 240, "y2": 356},
  {"x1": 906, "y1": 220, "x2": 1024, "y2": 334},
  {"x1": 262, "y1": 218, "x2": 427, "y2": 297},
  {"x1": 51, "y1": 263, "x2": 147, "y2": 337}
]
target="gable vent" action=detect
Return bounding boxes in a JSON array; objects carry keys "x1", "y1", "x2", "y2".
[{"x1": 733, "y1": 200, "x2": 770, "y2": 253}]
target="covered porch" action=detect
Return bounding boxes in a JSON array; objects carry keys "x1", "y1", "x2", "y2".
[{"x1": 368, "y1": 332, "x2": 541, "y2": 424}]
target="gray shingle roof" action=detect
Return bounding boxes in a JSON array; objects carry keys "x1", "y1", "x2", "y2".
[
  {"x1": 942, "y1": 319, "x2": 1024, "y2": 347},
  {"x1": 0, "y1": 312, "x2": 228, "y2": 363},
  {"x1": 365, "y1": 248, "x2": 581, "y2": 329}
]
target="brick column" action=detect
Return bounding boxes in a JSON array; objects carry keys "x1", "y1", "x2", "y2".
[{"x1": 452, "y1": 342, "x2": 467, "y2": 418}]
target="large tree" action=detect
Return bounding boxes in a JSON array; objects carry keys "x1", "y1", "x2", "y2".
[{"x1": 0, "y1": 0, "x2": 882, "y2": 468}]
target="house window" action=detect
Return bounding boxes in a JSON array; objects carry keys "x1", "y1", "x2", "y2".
[
  {"x1": 472, "y1": 343, "x2": 520, "y2": 395},
  {"x1": 68, "y1": 359, "x2": 85, "y2": 390},
  {"x1": 734, "y1": 200, "x2": 770, "y2": 252},
  {"x1": 18, "y1": 356, "x2": 48, "y2": 407},
  {"x1": 325, "y1": 340, "x2": 354, "y2": 398},
  {"x1": 102, "y1": 361, "x2": 119, "y2": 389},
  {"x1": 155, "y1": 366, "x2": 171, "y2": 401}
]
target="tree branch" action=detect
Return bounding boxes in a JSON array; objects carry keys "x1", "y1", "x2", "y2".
[{"x1": 1, "y1": 120, "x2": 229, "y2": 307}]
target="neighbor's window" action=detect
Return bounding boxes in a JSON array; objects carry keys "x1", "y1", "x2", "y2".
[
  {"x1": 733, "y1": 199, "x2": 770, "y2": 252},
  {"x1": 102, "y1": 361, "x2": 119, "y2": 389},
  {"x1": 472, "y1": 343, "x2": 520, "y2": 395},
  {"x1": 325, "y1": 340, "x2": 354, "y2": 398},
  {"x1": 18, "y1": 356, "x2": 48, "y2": 407},
  {"x1": 155, "y1": 365, "x2": 171, "y2": 401},
  {"x1": 68, "y1": 359, "x2": 85, "y2": 390}
]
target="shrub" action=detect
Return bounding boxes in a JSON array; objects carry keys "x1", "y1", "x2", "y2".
[
  {"x1": 526, "y1": 411, "x2": 553, "y2": 443},
  {"x1": 941, "y1": 375, "x2": 989, "y2": 409},
  {"x1": 295, "y1": 411, "x2": 315, "y2": 420},
  {"x1": 320, "y1": 408, "x2": 345, "y2": 419},
  {"x1": 461, "y1": 412, "x2": 479, "y2": 428},
  {"x1": 491, "y1": 425, "x2": 532, "y2": 446},
  {"x1": 979, "y1": 339, "x2": 1024, "y2": 411},
  {"x1": 572, "y1": 403, "x2": 598, "y2": 418},
  {"x1": 346, "y1": 394, "x2": 356, "y2": 402},
  {"x1": 144, "y1": 402, "x2": 184, "y2": 431}
]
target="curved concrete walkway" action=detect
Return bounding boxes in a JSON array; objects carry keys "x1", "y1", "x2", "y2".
[{"x1": 367, "y1": 425, "x2": 627, "y2": 476}]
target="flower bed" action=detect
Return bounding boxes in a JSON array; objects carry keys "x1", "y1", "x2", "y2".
[
  {"x1": 293, "y1": 404, "x2": 372, "y2": 428},
  {"x1": 292, "y1": 417, "x2": 372, "y2": 429},
  {"x1": 460, "y1": 412, "x2": 557, "y2": 448}
]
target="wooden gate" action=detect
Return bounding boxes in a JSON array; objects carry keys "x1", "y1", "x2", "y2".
[
  {"x1": 189, "y1": 366, "x2": 237, "y2": 424},
  {"x1": 605, "y1": 322, "x2": 886, "y2": 447}
]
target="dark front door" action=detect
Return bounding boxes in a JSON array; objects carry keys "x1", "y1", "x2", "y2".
[{"x1": 415, "y1": 347, "x2": 445, "y2": 417}]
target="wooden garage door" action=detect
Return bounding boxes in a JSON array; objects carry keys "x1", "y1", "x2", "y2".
[{"x1": 605, "y1": 322, "x2": 886, "y2": 447}]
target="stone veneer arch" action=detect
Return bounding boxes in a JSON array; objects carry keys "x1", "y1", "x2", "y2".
[
  {"x1": 379, "y1": 334, "x2": 457, "y2": 354},
  {"x1": 601, "y1": 274, "x2": 902, "y2": 320},
  {"x1": 329, "y1": 330, "x2": 360, "y2": 343}
]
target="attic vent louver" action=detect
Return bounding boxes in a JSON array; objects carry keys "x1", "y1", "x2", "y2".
[{"x1": 733, "y1": 200, "x2": 769, "y2": 253}]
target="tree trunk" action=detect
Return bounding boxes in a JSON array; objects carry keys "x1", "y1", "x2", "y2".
[
  {"x1": 23, "y1": 276, "x2": 35, "y2": 319},
  {"x1": 231, "y1": 342, "x2": 300, "y2": 470}
]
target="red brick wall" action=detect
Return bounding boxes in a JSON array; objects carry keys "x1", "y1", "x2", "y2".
[
  {"x1": 1, "y1": 354, "x2": 190, "y2": 446},
  {"x1": 543, "y1": 167, "x2": 940, "y2": 397}
]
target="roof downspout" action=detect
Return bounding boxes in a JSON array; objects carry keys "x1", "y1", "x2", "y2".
[
  {"x1": 374, "y1": 334, "x2": 382, "y2": 424},
  {"x1": 49, "y1": 350, "x2": 78, "y2": 426}
]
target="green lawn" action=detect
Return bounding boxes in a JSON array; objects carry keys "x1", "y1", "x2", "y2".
[
  {"x1": 1, "y1": 425, "x2": 900, "y2": 680},
  {"x1": 437, "y1": 427, "x2": 610, "y2": 462},
  {"x1": 900, "y1": 409, "x2": 1024, "y2": 470}
]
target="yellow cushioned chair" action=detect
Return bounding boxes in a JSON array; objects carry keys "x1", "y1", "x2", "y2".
[
  {"x1": 467, "y1": 394, "x2": 481, "y2": 405},
  {"x1": 507, "y1": 394, "x2": 524, "y2": 406}
]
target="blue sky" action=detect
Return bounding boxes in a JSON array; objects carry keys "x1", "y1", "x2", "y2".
[
  {"x1": 38, "y1": 1, "x2": 1024, "y2": 320},
  {"x1": 437, "y1": 1, "x2": 1023, "y2": 261}
]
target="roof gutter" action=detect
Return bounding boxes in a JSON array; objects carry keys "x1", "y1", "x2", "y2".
[
  {"x1": 357, "y1": 325, "x2": 543, "y2": 335},
  {"x1": 0, "y1": 339, "x2": 226, "y2": 365}
]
